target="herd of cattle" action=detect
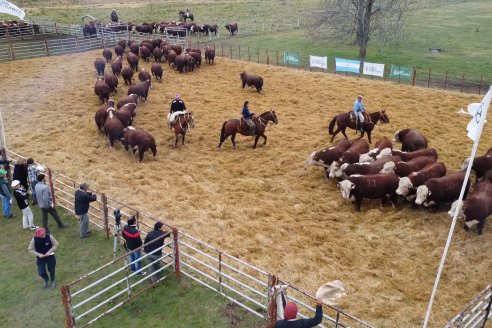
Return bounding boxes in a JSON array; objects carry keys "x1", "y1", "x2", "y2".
[
  {"x1": 307, "y1": 129, "x2": 492, "y2": 235},
  {"x1": 0, "y1": 20, "x2": 40, "y2": 37}
]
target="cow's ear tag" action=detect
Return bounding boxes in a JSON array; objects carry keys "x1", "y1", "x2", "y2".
[{"x1": 351, "y1": 185, "x2": 355, "y2": 189}]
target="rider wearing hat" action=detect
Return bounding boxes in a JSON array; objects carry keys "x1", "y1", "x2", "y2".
[
  {"x1": 242, "y1": 101, "x2": 256, "y2": 136},
  {"x1": 168, "y1": 94, "x2": 187, "y2": 129},
  {"x1": 353, "y1": 95, "x2": 366, "y2": 132}
]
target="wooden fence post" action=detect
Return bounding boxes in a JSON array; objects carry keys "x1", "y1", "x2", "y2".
[
  {"x1": 444, "y1": 71, "x2": 448, "y2": 90},
  {"x1": 9, "y1": 44, "x2": 15, "y2": 60},
  {"x1": 229, "y1": 44, "x2": 232, "y2": 59},
  {"x1": 460, "y1": 73, "x2": 465, "y2": 92},
  {"x1": 172, "y1": 228, "x2": 180, "y2": 277},
  {"x1": 412, "y1": 66, "x2": 416, "y2": 86},
  {"x1": 60, "y1": 285, "x2": 75, "y2": 328},
  {"x1": 268, "y1": 274, "x2": 278, "y2": 325},
  {"x1": 44, "y1": 40, "x2": 49, "y2": 56},
  {"x1": 238, "y1": 45, "x2": 241, "y2": 60},
  {"x1": 101, "y1": 194, "x2": 109, "y2": 240},
  {"x1": 257, "y1": 48, "x2": 260, "y2": 63},
  {"x1": 47, "y1": 168, "x2": 56, "y2": 207},
  {"x1": 221, "y1": 43, "x2": 223, "y2": 57},
  {"x1": 135, "y1": 211, "x2": 140, "y2": 230},
  {"x1": 266, "y1": 48, "x2": 269, "y2": 65},
  {"x1": 427, "y1": 68, "x2": 431, "y2": 88},
  {"x1": 75, "y1": 37, "x2": 80, "y2": 52},
  {"x1": 248, "y1": 46, "x2": 250, "y2": 62},
  {"x1": 478, "y1": 75, "x2": 483, "y2": 95},
  {"x1": 276, "y1": 50, "x2": 278, "y2": 66}
]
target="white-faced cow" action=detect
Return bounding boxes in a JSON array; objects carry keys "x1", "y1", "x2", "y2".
[
  {"x1": 396, "y1": 162, "x2": 446, "y2": 199},
  {"x1": 307, "y1": 139, "x2": 351, "y2": 168},
  {"x1": 328, "y1": 139, "x2": 369, "y2": 178},
  {"x1": 415, "y1": 172, "x2": 470, "y2": 207},
  {"x1": 340, "y1": 155, "x2": 402, "y2": 179},
  {"x1": 358, "y1": 137, "x2": 393, "y2": 163},
  {"x1": 383, "y1": 155, "x2": 437, "y2": 177},
  {"x1": 461, "y1": 149, "x2": 492, "y2": 181}
]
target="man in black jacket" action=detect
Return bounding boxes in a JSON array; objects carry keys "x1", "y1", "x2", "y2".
[
  {"x1": 12, "y1": 180, "x2": 36, "y2": 230},
  {"x1": 274, "y1": 299, "x2": 323, "y2": 328},
  {"x1": 144, "y1": 221, "x2": 170, "y2": 283},
  {"x1": 74, "y1": 183, "x2": 97, "y2": 239},
  {"x1": 122, "y1": 216, "x2": 145, "y2": 275}
]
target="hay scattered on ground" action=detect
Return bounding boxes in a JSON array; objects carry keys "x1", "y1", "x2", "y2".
[{"x1": 1, "y1": 50, "x2": 490, "y2": 327}]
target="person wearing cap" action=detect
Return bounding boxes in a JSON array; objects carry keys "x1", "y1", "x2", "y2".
[
  {"x1": 242, "y1": 100, "x2": 256, "y2": 136},
  {"x1": 122, "y1": 216, "x2": 146, "y2": 276},
  {"x1": 168, "y1": 93, "x2": 187, "y2": 129},
  {"x1": 274, "y1": 299, "x2": 323, "y2": 328},
  {"x1": 0, "y1": 169, "x2": 13, "y2": 218},
  {"x1": 74, "y1": 183, "x2": 97, "y2": 239},
  {"x1": 353, "y1": 95, "x2": 366, "y2": 132},
  {"x1": 12, "y1": 180, "x2": 36, "y2": 230},
  {"x1": 34, "y1": 174, "x2": 67, "y2": 231},
  {"x1": 28, "y1": 227, "x2": 59, "y2": 289},
  {"x1": 27, "y1": 158, "x2": 42, "y2": 205},
  {"x1": 111, "y1": 9, "x2": 118, "y2": 23},
  {"x1": 144, "y1": 221, "x2": 170, "y2": 283}
]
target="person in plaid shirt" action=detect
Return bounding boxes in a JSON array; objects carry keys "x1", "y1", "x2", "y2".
[{"x1": 27, "y1": 158, "x2": 41, "y2": 205}]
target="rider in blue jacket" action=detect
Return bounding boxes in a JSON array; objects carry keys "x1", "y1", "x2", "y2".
[
  {"x1": 353, "y1": 95, "x2": 365, "y2": 132},
  {"x1": 242, "y1": 101, "x2": 256, "y2": 136}
]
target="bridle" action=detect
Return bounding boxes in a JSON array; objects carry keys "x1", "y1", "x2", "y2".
[
  {"x1": 257, "y1": 111, "x2": 276, "y2": 127},
  {"x1": 178, "y1": 113, "x2": 194, "y2": 132}
]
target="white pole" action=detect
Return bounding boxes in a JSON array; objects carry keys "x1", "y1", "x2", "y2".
[
  {"x1": 422, "y1": 86, "x2": 492, "y2": 327},
  {"x1": 0, "y1": 107, "x2": 7, "y2": 150}
]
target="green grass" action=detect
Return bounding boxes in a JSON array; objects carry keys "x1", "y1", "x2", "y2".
[{"x1": 0, "y1": 204, "x2": 264, "y2": 328}]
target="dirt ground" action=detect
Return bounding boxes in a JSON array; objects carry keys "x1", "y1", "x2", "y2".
[{"x1": 1, "y1": 49, "x2": 490, "y2": 327}]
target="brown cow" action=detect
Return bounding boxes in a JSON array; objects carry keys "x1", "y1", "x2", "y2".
[
  {"x1": 121, "y1": 67, "x2": 134, "y2": 86},
  {"x1": 379, "y1": 148, "x2": 438, "y2": 161},
  {"x1": 184, "y1": 54, "x2": 195, "y2": 72},
  {"x1": 460, "y1": 181, "x2": 492, "y2": 234},
  {"x1": 307, "y1": 139, "x2": 351, "y2": 168},
  {"x1": 240, "y1": 71, "x2": 263, "y2": 93},
  {"x1": 115, "y1": 106, "x2": 133, "y2": 127},
  {"x1": 104, "y1": 73, "x2": 118, "y2": 94},
  {"x1": 124, "y1": 126, "x2": 157, "y2": 163},
  {"x1": 128, "y1": 80, "x2": 151, "y2": 101},
  {"x1": 117, "y1": 39, "x2": 126, "y2": 49},
  {"x1": 384, "y1": 155, "x2": 437, "y2": 177},
  {"x1": 339, "y1": 174, "x2": 400, "y2": 211},
  {"x1": 397, "y1": 162, "x2": 447, "y2": 198},
  {"x1": 120, "y1": 103, "x2": 137, "y2": 117},
  {"x1": 171, "y1": 44, "x2": 182, "y2": 55},
  {"x1": 95, "y1": 100, "x2": 115, "y2": 132},
  {"x1": 174, "y1": 54, "x2": 186, "y2": 73},
  {"x1": 328, "y1": 139, "x2": 370, "y2": 178},
  {"x1": 140, "y1": 40, "x2": 153, "y2": 51},
  {"x1": 127, "y1": 52, "x2": 139, "y2": 71},
  {"x1": 140, "y1": 45, "x2": 151, "y2": 62},
  {"x1": 130, "y1": 43, "x2": 139, "y2": 56},
  {"x1": 151, "y1": 63, "x2": 163, "y2": 82},
  {"x1": 340, "y1": 155, "x2": 403, "y2": 179},
  {"x1": 94, "y1": 79, "x2": 110, "y2": 103},
  {"x1": 185, "y1": 48, "x2": 201, "y2": 56},
  {"x1": 167, "y1": 50, "x2": 177, "y2": 66},
  {"x1": 138, "y1": 69, "x2": 152, "y2": 87},
  {"x1": 359, "y1": 137, "x2": 393, "y2": 163},
  {"x1": 114, "y1": 45, "x2": 124, "y2": 58},
  {"x1": 111, "y1": 56, "x2": 123, "y2": 77},
  {"x1": 415, "y1": 172, "x2": 470, "y2": 207},
  {"x1": 151, "y1": 38, "x2": 162, "y2": 49},
  {"x1": 225, "y1": 23, "x2": 238, "y2": 36},
  {"x1": 102, "y1": 48, "x2": 112, "y2": 62},
  {"x1": 187, "y1": 51, "x2": 201, "y2": 67},
  {"x1": 103, "y1": 108, "x2": 125, "y2": 148},
  {"x1": 153, "y1": 47, "x2": 163, "y2": 62},
  {"x1": 393, "y1": 128, "x2": 428, "y2": 152},
  {"x1": 205, "y1": 46, "x2": 215, "y2": 65},
  {"x1": 117, "y1": 94, "x2": 138, "y2": 109},
  {"x1": 462, "y1": 150, "x2": 492, "y2": 181},
  {"x1": 94, "y1": 58, "x2": 105, "y2": 77}
]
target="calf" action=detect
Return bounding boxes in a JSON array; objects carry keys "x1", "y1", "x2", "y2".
[
  {"x1": 104, "y1": 73, "x2": 118, "y2": 94},
  {"x1": 340, "y1": 155, "x2": 402, "y2": 179},
  {"x1": 102, "y1": 48, "x2": 112, "y2": 62},
  {"x1": 151, "y1": 63, "x2": 163, "y2": 82},
  {"x1": 205, "y1": 46, "x2": 215, "y2": 64},
  {"x1": 451, "y1": 181, "x2": 492, "y2": 235},
  {"x1": 307, "y1": 139, "x2": 351, "y2": 168},
  {"x1": 396, "y1": 162, "x2": 446, "y2": 198},
  {"x1": 385, "y1": 156, "x2": 437, "y2": 177},
  {"x1": 117, "y1": 94, "x2": 138, "y2": 109},
  {"x1": 378, "y1": 148, "x2": 438, "y2": 161},
  {"x1": 111, "y1": 57, "x2": 123, "y2": 77},
  {"x1": 339, "y1": 174, "x2": 400, "y2": 211},
  {"x1": 393, "y1": 128, "x2": 428, "y2": 151},
  {"x1": 140, "y1": 45, "x2": 151, "y2": 62},
  {"x1": 121, "y1": 67, "x2": 134, "y2": 86},
  {"x1": 128, "y1": 80, "x2": 151, "y2": 101},
  {"x1": 124, "y1": 126, "x2": 157, "y2": 163},
  {"x1": 138, "y1": 69, "x2": 152, "y2": 87},
  {"x1": 328, "y1": 139, "x2": 369, "y2": 178},
  {"x1": 94, "y1": 58, "x2": 105, "y2": 77},
  {"x1": 415, "y1": 172, "x2": 470, "y2": 207},
  {"x1": 462, "y1": 153, "x2": 492, "y2": 181},
  {"x1": 359, "y1": 137, "x2": 393, "y2": 163},
  {"x1": 94, "y1": 79, "x2": 110, "y2": 103}
]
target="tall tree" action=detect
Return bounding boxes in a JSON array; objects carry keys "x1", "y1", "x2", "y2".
[{"x1": 312, "y1": 0, "x2": 411, "y2": 69}]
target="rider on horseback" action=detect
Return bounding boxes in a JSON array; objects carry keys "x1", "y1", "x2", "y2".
[
  {"x1": 353, "y1": 95, "x2": 365, "y2": 132},
  {"x1": 111, "y1": 9, "x2": 118, "y2": 23},
  {"x1": 168, "y1": 94, "x2": 187, "y2": 129},
  {"x1": 242, "y1": 101, "x2": 256, "y2": 136}
]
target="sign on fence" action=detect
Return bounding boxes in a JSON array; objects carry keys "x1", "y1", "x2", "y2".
[
  {"x1": 284, "y1": 51, "x2": 299, "y2": 65},
  {"x1": 335, "y1": 58, "x2": 360, "y2": 74},
  {"x1": 363, "y1": 62, "x2": 385, "y2": 77},
  {"x1": 309, "y1": 55, "x2": 327, "y2": 69},
  {"x1": 390, "y1": 65, "x2": 413, "y2": 80}
]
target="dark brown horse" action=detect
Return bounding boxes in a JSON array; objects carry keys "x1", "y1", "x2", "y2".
[
  {"x1": 172, "y1": 112, "x2": 195, "y2": 147},
  {"x1": 328, "y1": 110, "x2": 389, "y2": 144},
  {"x1": 218, "y1": 110, "x2": 278, "y2": 149}
]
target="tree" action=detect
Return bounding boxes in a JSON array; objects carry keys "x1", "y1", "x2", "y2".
[{"x1": 312, "y1": 0, "x2": 411, "y2": 70}]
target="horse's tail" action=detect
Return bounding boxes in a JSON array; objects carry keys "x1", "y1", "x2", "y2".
[
  {"x1": 219, "y1": 121, "x2": 227, "y2": 143},
  {"x1": 328, "y1": 116, "x2": 337, "y2": 135}
]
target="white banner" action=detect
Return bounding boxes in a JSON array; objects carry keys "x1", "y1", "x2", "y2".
[
  {"x1": 0, "y1": 0, "x2": 25, "y2": 20},
  {"x1": 309, "y1": 55, "x2": 327, "y2": 69},
  {"x1": 467, "y1": 86, "x2": 492, "y2": 142},
  {"x1": 363, "y1": 62, "x2": 385, "y2": 77}
]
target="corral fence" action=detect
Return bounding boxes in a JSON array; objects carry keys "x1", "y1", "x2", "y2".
[
  {"x1": 444, "y1": 283, "x2": 492, "y2": 328},
  {"x1": 4, "y1": 148, "x2": 372, "y2": 328},
  {"x1": 191, "y1": 41, "x2": 491, "y2": 95}
]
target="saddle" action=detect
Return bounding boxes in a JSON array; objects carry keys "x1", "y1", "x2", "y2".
[
  {"x1": 350, "y1": 111, "x2": 369, "y2": 123},
  {"x1": 240, "y1": 117, "x2": 256, "y2": 136}
]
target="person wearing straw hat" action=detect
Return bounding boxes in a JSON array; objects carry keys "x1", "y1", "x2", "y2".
[
  {"x1": 168, "y1": 93, "x2": 187, "y2": 129},
  {"x1": 0, "y1": 169, "x2": 14, "y2": 218},
  {"x1": 74, "y1": 183, "x2": 97, "y2": 239},
  {"x1": 28, "y1": 227, "x2": 59, "y2": 289},
  {"x1": 12, "y1": 180, "x2": 36, "y2": 230},
  {"x1": 274, "y1": 298, "x2": 323, "y2": 328}
]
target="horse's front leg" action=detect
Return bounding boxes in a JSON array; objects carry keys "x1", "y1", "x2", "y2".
[
  {"x1": 253, "y1": 135, "x2": 260, "y2": 149},
  {"x1": 341, "y1": 128, "x2": 349, "y2": 140},
  {"x1": 231, "y1": 132, "x2": 237, "y2": 149},
  {"x1": 357, "y1": 131, "x2": 364, "y2": 140},
  {"x1": 262, "y1": 133, "x2": 267, "y2": 145},
  {"x1": 182, "y1": 132, "x2": 186, "y2": 145},
  {"x1": 174, "y1": 133, "x2": 179, "y2": 147}
]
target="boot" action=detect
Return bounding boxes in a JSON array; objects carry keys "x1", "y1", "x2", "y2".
[{"x1": 356, "y1": 122, "x2": 361, "y2": 131}]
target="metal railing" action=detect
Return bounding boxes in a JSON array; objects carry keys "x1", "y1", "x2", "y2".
[
  {"x1": 5, "y1": 148, "x2": 372, "y2": 327},
  {"x1": 444, "y1": 284, "x2": 492, "y2": 328}
]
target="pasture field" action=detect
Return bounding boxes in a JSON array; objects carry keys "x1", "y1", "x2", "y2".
[
  {"x1": 1, "y1": 0, "x2": 491, "y2": 82},
  {"x1": 1, "y1": 48, "x2": 491, "y2": 327},
  {"x1": 0, "y1": 206, "x2": 260, "y2": 328}
]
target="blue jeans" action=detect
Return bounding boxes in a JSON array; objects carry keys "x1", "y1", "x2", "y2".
[
  {"x1": 37, "y1": 255, "x2": 56, "y2": 282},
  {"x1": 128, "y1": 250, "x2": 142, "y2": 272},
  {"x1": 30, "y1": 181, "x2": 37, "y2": 203},
  {"x1": 1, "y1": 196, "x2": 12, "y2": 217}
]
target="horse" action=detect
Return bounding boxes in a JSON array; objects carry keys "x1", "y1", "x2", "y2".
[
  {"x1": 172, "y1": 112, "x2": 195, "y2": 147},
  {"x1": 328, "y1": 110, "x2": 389, "y2": 144},
  {"x1": 178, "y1": 10, "x2": 194, "y2": 22},
  {"x1": 218, "y1": 110, "x2": 278, "y2": 149}
]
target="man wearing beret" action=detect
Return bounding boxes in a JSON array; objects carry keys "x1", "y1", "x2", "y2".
[
  {"x1": 0, "y1": 169, "x2": 13, "y2": 218},
  {"x1": 74, "y1": 183, "x2": 97, "y2": 238},
  {"x1": 274, "y1": 299, "x2": 323, "y2": 328}
]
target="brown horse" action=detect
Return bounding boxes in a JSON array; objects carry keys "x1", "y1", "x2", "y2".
[
  {"x1": 218, "y1": 110, "x2": 278, "y2": 149},
  {"x1": 328, "y1": 110, "x2": 389, "y2": 144},
  {"x1": 172, "y1": 112, "x2": 195, "y2": 147}
]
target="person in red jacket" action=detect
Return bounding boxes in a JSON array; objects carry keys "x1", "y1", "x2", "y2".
[
  {"x1": 122, "y1": 216, "x2": 146, "y2": 276},
  {"x1": 274, "y1": 299, "x2": 323, "y2": 328}
]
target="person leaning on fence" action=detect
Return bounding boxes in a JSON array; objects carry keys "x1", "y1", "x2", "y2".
[
  {"x1": 0, "y1": 169, "x2": 14, "y2": 218},
  {"x1": 144, "y1": 221, "x2": 171, "y2": 283},
  {"x1": 111, "y1": 9, "x2": 118, "y2": 23},
  {"x1": 13, "y1": 158, "x2": 28, "y2": 190},
  {"x1": 28, "y1": 227, "x2": 58, "y2": 289},
  {"x1": 27, "y1": 158, "x2": 41, "y2": 205},
  {"x1": 274, "y1": 299, "x2": 323, "y2": 328},
  {"x1": 12, "y1": 180, "x2": 36, "y2": 230},
  {"x1": 74, "y1": 183, "x2": 97, "y2": 239},
  {"x1": 122, "y1": 216, "x2": 146, "y2": 276},
  {"x1": 34, "y1": 173, "x2": 67, "y2": 232},
  {"x1": 353, "y1": 95, "x2": 366, "y2": 132}
]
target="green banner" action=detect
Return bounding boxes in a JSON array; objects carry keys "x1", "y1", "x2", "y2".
[
  {"x1": 390, "y1": 65, "x2": 412, "y2": 80},
  {"x1": 284, "y1": 52, "x2": 299, "y2": 65}
]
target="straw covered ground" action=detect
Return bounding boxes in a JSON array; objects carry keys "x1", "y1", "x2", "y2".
[{"x1": 1, "y1": 50, "x2": 491, "y2": 327}]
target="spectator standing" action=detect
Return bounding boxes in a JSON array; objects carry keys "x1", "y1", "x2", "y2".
[
  {"x1": 28, "y1": 227, "x2": 58, "y2": 289},
  {"x1": 74, "y1": 183, "x2": 97, "y2": 239},
  {"x1": 122, "y1": 216, "x2": 146, "y2": 276},
  {"x1": 13, "y1": 158, "x2": 28, "y2": 190},
  {"x1": 12, "y1": 180, "x2": 36, "y2": 230},
  {"x1": 27, "y1": 158, "x2": 41, "y2": 205},
  {"x1": 34, "y1": 174, "x2": 67, "y2": 232},
  {"x1": 144, "y1": 222, "x2": 170, "y2": 283},
  {"x1": 274, "y1": 299, "x2": 323, "y2": 328},
  {"x1": 0, "y1": 169, "x2": 13, "y2": 218}
]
